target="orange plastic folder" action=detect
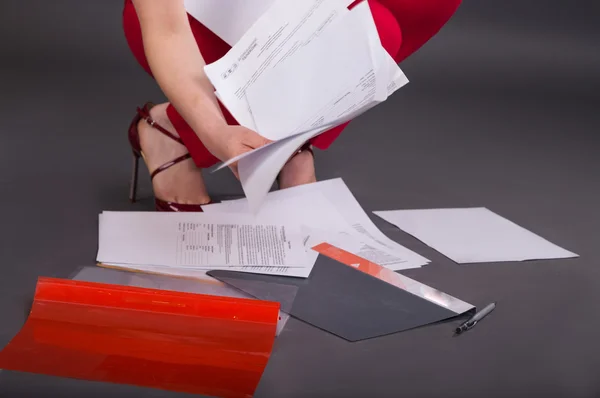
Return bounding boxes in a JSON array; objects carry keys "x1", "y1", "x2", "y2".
[{"x1": 0, "y1": 277, "x2": 279, "y2": 398}]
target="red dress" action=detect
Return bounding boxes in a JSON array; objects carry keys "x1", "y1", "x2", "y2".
[{"x1": 123, "y1": 0, "x2": 461, "y2": 168}]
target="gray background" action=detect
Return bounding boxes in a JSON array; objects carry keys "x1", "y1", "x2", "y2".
[{"x1": 1, "y1": 0, "x2": 599, "y2": 397}]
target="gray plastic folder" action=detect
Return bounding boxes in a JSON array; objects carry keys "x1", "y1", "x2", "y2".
[{"x1": 209, "y1": 254, "x2": 475, "y2": 341}]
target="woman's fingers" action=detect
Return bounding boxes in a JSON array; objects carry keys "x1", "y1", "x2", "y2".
[
  {"x1": 243, "y1": 129, "x2": 272, "y2": 149},
  {"x1": 229, "y1": 163, "x2": 240, "y2": 180},
  {"x1": 219, "y1": 127, "x2": 271, "y2": 180}
]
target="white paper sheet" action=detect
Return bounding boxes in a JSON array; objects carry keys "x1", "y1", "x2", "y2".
[
  {"x1": 204, "y1": 189, "x2": 348, "y2": 267},
  {"x1": 204, "y1": 0, "x2": 352, "y2": 130},
  {"x1": 203, "y1": 190, "x2": 347, "y2": 230},
  {"x1": 245, "y1": 4, "x2": 376, "y2": 140},
  {"x1": 101, "y1": 262, "x2": 312, "y2": 278},
  {"x1": 203, "y1": 178, "x2": 430, "y2": 270},
  {"x1": 268, "y1": 179, "x2": 430, "y2": 268},
  {"x1": 184, "y1": 0, "x2": 276, "y2": 46},
  {"x1": 303, "y1": 226, "x2": 419, "y2": 269},
  {"x1": 212, "y1": 1, "x2": 407, "y2": 169},
  {"x1": 203, "y1": 194, "x2": 412, "y2": 269},
  {"x1": 238, "y1": 129, "x2": 320, "y2": 213},
  {"x1": 373, "y1": 207, "x2": 579, "y2": 264},
  {"x1": 265, "y1": 1, "x2": 407, "y2": 134},
  {"x1": 97, "y1": 211, "x2": 309, "y2": 269}
]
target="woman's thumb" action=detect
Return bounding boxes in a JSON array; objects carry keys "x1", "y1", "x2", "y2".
[{"x1": 244, "y1": 129, "x2": 272, "y2": 149}]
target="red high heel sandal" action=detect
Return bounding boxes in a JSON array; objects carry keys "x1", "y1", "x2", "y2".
[{"x1": 128, "y1": 103, "x2": 208, "y2": 212}]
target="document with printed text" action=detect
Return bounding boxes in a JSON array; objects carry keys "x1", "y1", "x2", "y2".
[
  {"x1": 202, "y1": 178, "x2": 430, "y2": 270},
  {"x1": 204, "y1": 0, "x2": 354, "y2": 131},
  {"x1": 97, "y1": 212, "x2": 311, "y2": 277}
]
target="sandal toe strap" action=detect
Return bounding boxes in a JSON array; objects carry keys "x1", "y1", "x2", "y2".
[{"x1": 137, "y1": 104, "x2": 184, "y2": 146}]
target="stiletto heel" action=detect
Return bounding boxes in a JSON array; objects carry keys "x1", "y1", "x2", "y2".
[
  {"x1": 127, "y1": 102, "x2": 210, "y2": 212},
  {"x1": 129, "y1": 152, "x2": 140, "y2": 203}
]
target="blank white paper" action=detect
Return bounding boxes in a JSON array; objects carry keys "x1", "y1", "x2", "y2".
[
  {"x1": 183, "y1": 0, "x2": 276, "y2": 46},
  {"x1": 373, "y1": 207, "x2": 579, "y2": 264}
]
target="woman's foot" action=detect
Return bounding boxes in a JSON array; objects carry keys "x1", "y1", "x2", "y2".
[
  {"x1": 278, "y1": 147, "x2": 316, "y2": 190},
  {"x1": 138, "y1": 103, "x2": 211, "y2": 205}
]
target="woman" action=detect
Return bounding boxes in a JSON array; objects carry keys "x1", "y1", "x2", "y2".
[{"x1": 123, "y1": 0, "x2": 461, "y2": 211}]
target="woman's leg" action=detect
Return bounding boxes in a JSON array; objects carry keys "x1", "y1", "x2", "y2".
[
  {"x1": 135, "y1": 103, "x2": 212, "y2": 204},
  {"x1": 123, "y1": 0, "x2": 235, "y2": 204}
]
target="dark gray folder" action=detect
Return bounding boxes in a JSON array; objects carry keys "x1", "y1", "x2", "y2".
[{"x1": 209, "y1": 255, "x2": 475, "y2": 341}]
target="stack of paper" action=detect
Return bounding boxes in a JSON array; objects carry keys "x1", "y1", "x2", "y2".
[
  {"x1": 197, "y1": 0, "x2": 409, "y2": 211},
  {"x1": 97, "y1": 211, "x2": 315, "y2": 278},
  {"x1": 96, "y1": 179, "x2": 430, "y2": 279}
]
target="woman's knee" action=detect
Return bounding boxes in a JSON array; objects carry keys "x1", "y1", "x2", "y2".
[{"x1": 377, "y1": 0, "x2": 461, "y2": 62}]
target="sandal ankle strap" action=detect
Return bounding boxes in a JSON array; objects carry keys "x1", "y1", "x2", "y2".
[
  {"x1": 137, "y1": 103, "x2": 193, "y2": 180},
  {"x1": 137, "y1": 103, "x2": 185, "y2": 146}
]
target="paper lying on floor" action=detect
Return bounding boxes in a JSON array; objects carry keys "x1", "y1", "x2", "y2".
[
  {"x1": 204, "y1": 0, "x2": 408, "y2": 212},
  {"x1": 97, "y1": 211, "x2": 314, "y2": 278},
  {"x1": 102, "y1": 261, "x2": 312, "y2": 279},
  {"x1": 98, "y1": 212, "x2": 308, "y2": 267},
  {"x1": 203, "y1": 178, "x2": 430, "y2": 270},
  {"x1": 373, "y1": 207, "x2": 579, "y2": 264}
]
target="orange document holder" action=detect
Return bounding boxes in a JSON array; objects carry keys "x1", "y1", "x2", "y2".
[{"x1": 0, "y1": 277, "x2": 280, "y2": 398}]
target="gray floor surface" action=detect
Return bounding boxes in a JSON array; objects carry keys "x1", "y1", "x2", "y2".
[{"x1": 1, "y1": 1, "x2": 599, "y2": 397}]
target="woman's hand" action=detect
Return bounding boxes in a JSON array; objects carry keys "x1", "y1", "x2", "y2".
[{"x1": 201, "y1": 125, "x2": 272, "y2": 177}]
